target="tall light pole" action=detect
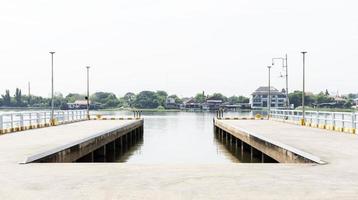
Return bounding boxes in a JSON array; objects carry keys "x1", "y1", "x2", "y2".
[
  {"x1": 272, "y1": 54, "x2": 289, "y2": 108},
  {"x1": 28, "y1": 81, "x2": 31, "y2": 106},
  {"x1": 267, "y1": 66, "x2": 272, "y2": 119},
  {"x1": 86, "y1": 66, "x2": 90, "y2": 120},
  {"x1": 301, "y1": 51, "x2": 307, "y2": 125},
  {"x1": 49, "y1": 51, "x2": 55, "y2": 125}
]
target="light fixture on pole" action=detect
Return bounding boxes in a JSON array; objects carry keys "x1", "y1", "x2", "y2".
[
  {"x1": 272, "y1": 54, "x2": 289, "y2": 109},
  {"x1": 301, "y1": 51, "x2": 307, "y2": 126},
  {"x1": 49, "y1": 51, "x2": 55, "y2": 125},
  {"x1": 267, "y1": 65, "x2": 272, "y2": 119},
  {"x1": 86, "y1": 66, "x2": 90, "y2": 120}
]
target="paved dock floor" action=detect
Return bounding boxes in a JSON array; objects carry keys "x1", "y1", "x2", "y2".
[{"x1": 0, "y1": 120, "x2": 358, "y2": 199}]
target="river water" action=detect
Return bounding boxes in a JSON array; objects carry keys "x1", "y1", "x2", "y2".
[
  {"x1": 92, "y1": 110, "x2": 257, "y2": 164},
  {"x1": 0, "y1": 109, "x2": 264, "y2": 163}
]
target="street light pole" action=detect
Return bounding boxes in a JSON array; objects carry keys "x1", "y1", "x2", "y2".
[
  {"x1": 301, "y1": 51, "x2": 307, "y2": 125},
  {"x1": 272, "y1": 54, "x2": 289, "y2": 109},
  {"x1": 86, "y1": 66, "x2": 90, "y2": 120},
  {"x1": 49, "y1": 51, "x2": 55, "y2": 125},
  {"x1": 267, "y1": 66, "x2": 272, "y2": 119},
  {"x1": 285, "y1": 54, "x2": 289, "y2": 108}
]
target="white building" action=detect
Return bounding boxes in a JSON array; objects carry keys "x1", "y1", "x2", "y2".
[
  {"x1": 251, "y1": 86, "x2": 288, "y2": 109},
  {"x1": 354, "y1": 98, "x2": 358, "y2": 106}
]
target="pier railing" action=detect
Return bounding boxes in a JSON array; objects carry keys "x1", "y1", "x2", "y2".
[
  {"x1": 0, "y1": 110, "x2": 87, "y2": 133},
  {"x1": 270, "y1": 109, "x2": 357, "y2": 133}
]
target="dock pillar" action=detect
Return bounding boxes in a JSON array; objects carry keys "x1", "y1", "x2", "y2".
[{"x1": 94, "y1": 145, "x2": 106, "y2": 162}]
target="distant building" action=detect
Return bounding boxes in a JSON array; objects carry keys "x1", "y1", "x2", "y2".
[
  {"x1": 202, "y1": 97, "x2": 223, "y2": 111},
  {"x1": 250, "y1": 86, "x2": 288, "y2": 109},
  {"x1": 354, "y1": 98, "x2": 358, "y2": 105},
  {"x1": 164, "y1": 97, "x2": 180, "y2": 109},
  {"x1": 65, "y1": 100, "x2": 100, "y2": 110},
  {"x1": 222, "y1": 103, "x2": 251, "y2": 110},
  {"x1": 180, "y1": 98, "x2": 202, "y2": 110}
]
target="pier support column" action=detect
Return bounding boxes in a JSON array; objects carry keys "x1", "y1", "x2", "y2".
[
  {"x1": 76, "y1": 152, "x2": 94, "y2": 162},
  {"x1": 119, "y1": 136, "x2": 124, "y2": 154},
  {"x1": 105, "y1": 141, "x2": 116, "y2": 162},
  {"x1": 250, "y1": 146, "x2": 253, "y2": 162},
  {"x1": 94, "y1": 145, "x2": 106, "y2": 162}
]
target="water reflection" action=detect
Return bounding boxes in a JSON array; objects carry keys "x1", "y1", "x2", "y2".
[{"x1": 91, "y1": 111, "x2": 265, "y2": 164}]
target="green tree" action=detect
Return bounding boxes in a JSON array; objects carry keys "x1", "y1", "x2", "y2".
[
  {"x1": 315, "y1": 92, "x2": 334, "y2": 104},
  {"x1": 168, "y1": 94, "x2": 183, "y2": 104},
  {"x1": 14, "y1": 88, "x2": 23, "y2": 106},
  {"x1": 348, "y1": 93, "x2": 358, "y2": 100},
  {"x1": 2, "y1": 90, "x2": 11, "y2": 106},
  {"x1": 155, "y1": 90, "x2": 168, "y2": 107},
  {"x1": 65, "y1": 93, "x2": 85, "y2": 103},
  {"x1": 344, "y1": 99, "x2": 353, "y2": 108},
  {"x1": 289, "y1": 91, "x2": 316, "y2": 108},
  {"x1": 209, "y1": 93, "x2": 228, "y2": 102},
  {"x1": 194, "y1": 93, "x2": 206, "y2": 103},
  {"x1": 30, "y1": 95, "x2": 50, "y2": 107},
  {"x1": 91, "y1": 92, "x2": 121, "y2": 108},
  {"x1": 133, "y1": 91, "x2": 159, "y2": 109},
  {"x1": 53, "y1": 93, "x2": 67, "y2": 107},
  {"x1": 325, "y1": 89, "x2": 330, "y2": 96},
  {"x1": 228, "y1": 95, "x2": 249, "y2": 104},
  {"x1": 122, "y1": 92, "x2": 136, "y2": 107}
]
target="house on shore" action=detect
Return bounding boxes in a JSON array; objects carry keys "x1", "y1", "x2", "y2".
[
  {"x1": 202, "y1": 97, "x2": 223, "y2": 111},
  {"x1": 250, "y1": 86, "x2": 288, "y2": 109},
  {"x1": 354, "y1": 98, "x2": 358, "y2": 106},
  {"x1": 64, "y1": 100, "x2": 100, "y2": 110},
  {"x1": 164, "y1": 97, "x2": 180, "y2": 109},
  {"x1": 180, "y1": 98, "x2": 202, "y2": 110}
]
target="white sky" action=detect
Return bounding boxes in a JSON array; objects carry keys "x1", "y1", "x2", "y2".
[{"x1": 0, "y1": 0, "x2": 357, "y2": 98}]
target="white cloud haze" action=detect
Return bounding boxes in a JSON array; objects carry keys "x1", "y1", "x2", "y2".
[{"x1": 0, "y1": 0, "x2": 357, "y2": 97}]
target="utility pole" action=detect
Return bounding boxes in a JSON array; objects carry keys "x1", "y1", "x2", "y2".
[
  {"x1": 284, "y1": 54, "x2": 289, "y2": 108},
  {"x1": 86, "y1": 66, "x2": 90, "y2": 120},
  {"x1": 49, "y1": 52, "x2": 55, "y2": 125},
  {"x1": 272, "y1": 54, "x2": 289, "y2": 108},
  {"x1": 28, "y1": 81, "x2": 31, "y2": 106},
  {"x1": 301, "y1": 51, "x2": 307, "y2": 125},
  {"x1": 267, "y1": 66, "x2": 272, "y2": 119}
]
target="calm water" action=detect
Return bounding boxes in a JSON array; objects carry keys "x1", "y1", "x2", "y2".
[
  {"x1": 92, "y1": 111, "x2": 254, "y2": 164},
  {"x1": 0, "y1": 109, "x2": 262, "y2": 163}
]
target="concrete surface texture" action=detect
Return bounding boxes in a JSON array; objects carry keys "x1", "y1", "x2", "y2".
[{"x1": 0, "y1": 120, "x2": 358, "y2": 199}]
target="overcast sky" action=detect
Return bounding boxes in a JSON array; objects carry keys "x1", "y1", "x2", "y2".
[{"x1": 0, "y1": 0, "x2": 357, "y2": 98}]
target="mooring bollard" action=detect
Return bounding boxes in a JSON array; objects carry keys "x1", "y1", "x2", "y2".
[{"x1": 216, "y1": 109, "x2": 224, "y2": 119}]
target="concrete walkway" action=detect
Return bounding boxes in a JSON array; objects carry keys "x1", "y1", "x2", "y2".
[{"x1": 0, "y1": 120, "x2": 358, "y2": 199}]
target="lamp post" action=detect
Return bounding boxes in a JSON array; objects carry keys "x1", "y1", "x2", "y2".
[
  {"x1": 86, "y1": 66, "x2": 90, "y2": 120},
  {"x1": 272, "y1": 54, "x2": 289, "y2": 109},
  {"x1": 301, "y1": 51, "x2": 307, "y2": 125},
  {"x1": 49, "y1": 51, "x2": 55, "y2": 125},
  {"x1": 267, "y1": 66, "x2": 272, "y2": 119}
]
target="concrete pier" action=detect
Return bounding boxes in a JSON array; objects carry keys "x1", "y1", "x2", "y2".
[
  {"x1": 1, "y1": 119, "x2": 358, "y2": 199},
  {"x1": 0, "y1": 119, "x2": 144, "y2": 164},
  {"x1": 214, "y1": 118, "x2": 358, "y2": 165},
  {"x1": 214, "y1": 119, "x2": 321, "y2": 163}
]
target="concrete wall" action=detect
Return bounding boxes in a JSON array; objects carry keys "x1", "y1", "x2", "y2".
[
  {"x1": 214, "y1": 119, "x2": 316, "y2": 164},
  {"x1": 29, "y1": 120, "x2": 144, "y2": 163}
]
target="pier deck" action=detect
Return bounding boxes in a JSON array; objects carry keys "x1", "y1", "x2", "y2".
[
  {"x1": 214, "y1": 119, "x2": 358, "y2": 164},
  {"x1": 0, "y1": 119, "x2": 143, "y2": 164},
  {"x1": 0, "y1": 120, "x2": 358, "y2": 199}
]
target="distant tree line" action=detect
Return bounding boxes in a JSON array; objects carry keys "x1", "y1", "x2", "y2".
[
  {"x1": 289, "y1": 90, "x2": 357, "y2": 109},
  {"x1": 0, "y1": 88, "x2": 356, "y2": 109},
  {"x1": 0, "y1": 89, "x2": 251, "y2": 109}
]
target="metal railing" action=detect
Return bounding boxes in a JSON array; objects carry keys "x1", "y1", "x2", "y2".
[
  {"x1": 270, "y1": 109, "x2": 357, "y2": 130},
  {"x1": 0, "y1": 110, "x2": 87, "y2": 132}
]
